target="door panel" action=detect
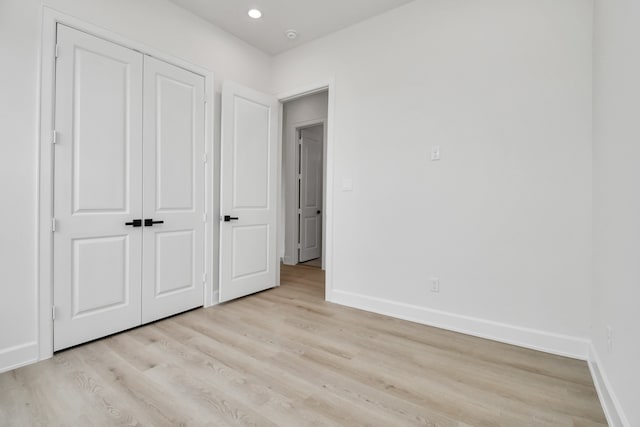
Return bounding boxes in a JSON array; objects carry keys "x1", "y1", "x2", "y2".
[
  {"x1": 299, "y1": 127, "x2": 323, "y2": 262},
  {"x1": 73, "y1": 48, "x2": 130, "y2": 213},
  {"x1": 72, "y1": 236, "x2": 130, "y2": 317},
  {"x1": 155, "y1": 75, "x2": 196, "y2": 211},
  {"x1": 141, "y1": 56, "x2": 205, "y2": 323},
  {"x1": 154, "y1": 230, "x2": 195, "y2": 296},
  {"x1": 53, "y1": 24, "x2": 143, "y2": 351},
  {"x1": 220, "y1": 82, "x2": 279, "y2": 303},
  {"x1": 233, "y1": 97, "x2": 270, "y2": 209},
  {"x1": 303, "y1": 217, "x2": 318, "y2": 247},
  {"x1": 232, "y1": 225, "x2": 269, "y2": 279}
]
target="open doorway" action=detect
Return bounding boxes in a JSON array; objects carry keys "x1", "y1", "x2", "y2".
[{"x1": 280, "y1": 90, "x2": 328, "y2": 285}]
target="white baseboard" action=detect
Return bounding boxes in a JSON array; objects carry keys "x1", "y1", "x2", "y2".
[
  {"x1": 330, "y1": 289, "x2": 589, "y2": 360},
  {"x1": 283, "y1": 256, "x2": 296, "y2": 266},
  {"x1": 588, "y1": 344, "x2": 629, "y2": 427},
  {"x1": 0, "y1": 341, "x2": 38, "y2": 374}
]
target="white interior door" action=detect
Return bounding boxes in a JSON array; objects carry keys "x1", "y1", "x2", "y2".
[
  {"x1": 53, "y1": 24, "x2": 143, "y2": 351},
  {"x1": 298, "y1": 126, "x2": 323, "y2": 263},
  {"x1": 219, "y1": 82, "x2": 279, "y2": 303},
  {"x1": 141, "y1": 56, "x2": 206, "y2": 323}
]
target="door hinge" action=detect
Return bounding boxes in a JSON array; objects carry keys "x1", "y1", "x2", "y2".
[
  {"x1": 52, "y1": 130, "x2": 58, "y2": 144},
  {"x1": 52, "y1": 306, "x2": 56, "y2": 320},
  {"x1": 297, "y1": 243, "x2": 302, "y2": 249},
  {"x1": 203, "y1": 213, "x2": 207, "y2": 222},
  {"x1": 298, "y1": 209, "x2": 302, "y2": 214},
  {"x1": 298, "y1": 174, "x2": 302, "y2": 180},
  {"x1": 202, "y1": 272, "x2": 207, "y2": 283},
  {"x1": 55, "y1": 44, "x2": 60, "y2": 59},
  {"x1": 51, "y1": 218, "x2": 57, "y2": 232},
  {"x1": 203, "y1": 153, "x2": 208, "y2": 163}
]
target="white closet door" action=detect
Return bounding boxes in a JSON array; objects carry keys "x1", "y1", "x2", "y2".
[
  {"x1": 299, "y1": 127, "x2": 323, "y2": 263},
  {"x1": 53, "y1": 25, "x2": 144, "y2": 351},
  {"x1": 219, "y1": 82, "x2": 279, "y2": 303},
  {"x1": 141, "y1": 56, "x2": 206, "y2": 323}
]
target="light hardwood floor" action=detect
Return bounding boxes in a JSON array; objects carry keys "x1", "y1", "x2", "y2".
[{"x1": 0, "y1": 264, "x2": 606, "y2": 426}]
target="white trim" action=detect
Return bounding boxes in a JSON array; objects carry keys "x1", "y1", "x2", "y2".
[
  {"x1": 277, "y1": 80, "x2": 335, "y2": 301},
  {"x1": 203, "y1": 68, "x2": 216, "y2": 309},
  {"x1": 330, "y1": 289, "x2": 590, "y2": 360},
  {"x1": 588, "y1": 344, "x2": 629, "y2": 427},
  {"x1": 37, "y1": 7, "x2": 216, "y2": 363},
  {"x1": 275, "y1": 94, "x2": 284, "y2": 287},
  {"x1": 284, "y1": 118, "x2": 327, "y2": 266},
  {"x1": 0, "y1": 342, "x2": 39, "y2": 374},
  {"x1": 278, "y1": 82, "x2": 332, "y2": 103},
  {"x1": 276, "y1": 100, "x2": 284, "y2": 285}
]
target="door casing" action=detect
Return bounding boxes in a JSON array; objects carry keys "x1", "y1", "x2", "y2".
[
  {"x1": 277, "y1": 82, "x2": 335, "y2": 302},
  {"x1": 298, "y1": 125, "x2": 324, "y2": 263},
  {"x1": 38, "y1": 7, "x2": 215, "y2": 361},
  {"x1": 295, "y1": 123, "x2": 326, "y2": 264}
]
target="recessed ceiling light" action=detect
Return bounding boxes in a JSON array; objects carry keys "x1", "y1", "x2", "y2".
[
  {"x1": 285, "y1": 29, "x2": 298, "y2": 39},
  {"x1": 248, "y1": 9, "x2": 262, "y2": 19}
]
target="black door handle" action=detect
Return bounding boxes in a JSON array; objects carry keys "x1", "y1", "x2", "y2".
[
  {"x1": 317, "y1": 210, "x2": 321, "y2": 214},
  {"x1": 125, "y1": 219, "x2": 142, "y2": 227},
  {"x1": 144, "y1": 219, "x2": 164, "y2": 227},
  {"x1": 224, "y1": 215, "x2": 239, "y2": 222}
]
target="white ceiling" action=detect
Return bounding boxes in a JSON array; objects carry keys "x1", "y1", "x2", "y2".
[{"x1": 168, "y1": 0, "x2": 416, "y2": 55}]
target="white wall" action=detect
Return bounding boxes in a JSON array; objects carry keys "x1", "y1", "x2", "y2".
[
  {"x1": 0, "y1": 0, "x2": 272, "y2": 372},
  {"x1": 281, "y1": 92, "x2": 328, "y2": 265},
  {"x1": 591, "y1": 0, "x2": 640, "y2": 425},
  {"x1": 0, "y1": 0, "x2": 42, "y2": 371},
  {"x1": 272, "y1": 0, "x2": 593, "y2": 357}
]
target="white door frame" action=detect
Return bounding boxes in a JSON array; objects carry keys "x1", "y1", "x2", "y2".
[
  {"x1": 37, "y1": 7, "x2": 216, "y2": 361},
  {"x1": 277, "y1": 81, "x2": 335, "y2": 301},
  {"x1": 286, "y1": 120, "x2": 327, "y2": 266}
]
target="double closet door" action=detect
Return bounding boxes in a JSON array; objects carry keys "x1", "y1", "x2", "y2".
[{"x1": 53, "y1": 24, "x2": 206, "y2": 351}]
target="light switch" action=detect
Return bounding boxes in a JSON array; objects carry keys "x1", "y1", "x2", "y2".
[
  {"x1": 430, "y1": 277, "x2": 440, "y2": 293},
  {"x1": 431, "y1": 146, "x2": 441, "y2": 161},
  {"x1": 342, "y1": 179, "x2": 353, "y2": 192}
]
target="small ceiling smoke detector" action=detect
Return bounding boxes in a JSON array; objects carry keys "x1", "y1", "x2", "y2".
[
  {"x1": 285, "y1": 29, "x2": 298, "y2": 40},
  {"x1": 248, "y1": 9, "x2": 262, "y2": 19}
]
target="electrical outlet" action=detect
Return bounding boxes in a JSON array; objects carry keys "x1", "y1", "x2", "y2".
[
  {"x1": 430, "y1": 277, "x2": 440, "y2": 293},
  {"x1": 606, "y1": 326, "x2": 613, "y2": 352}
]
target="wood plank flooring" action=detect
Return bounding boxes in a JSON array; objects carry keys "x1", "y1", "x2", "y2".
[{"x1": 0, "y1": 264, "x2": 606, "y2": 426}]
